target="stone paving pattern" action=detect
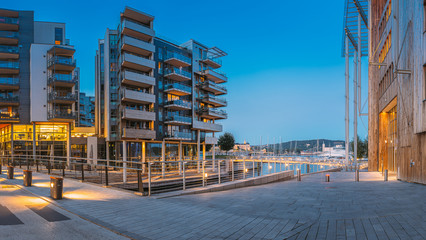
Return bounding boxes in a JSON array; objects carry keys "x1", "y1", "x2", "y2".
[{"x1": 1, "y1": 168, "x2": 426, "y2": 239}]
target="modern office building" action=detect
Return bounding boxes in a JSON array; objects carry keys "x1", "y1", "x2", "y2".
[
  {"x1": 78, "y1": 92, "x2": 95, "y2": 127},
  {"x1": 0, "y1": 8, "x2": 80, "y2": 161},
  {"x1": 95, "y1": 7, "x2": 227, "y2": 162},
  {"x1": 368, "y1": 0, "x2": 426, "y2": 184}
]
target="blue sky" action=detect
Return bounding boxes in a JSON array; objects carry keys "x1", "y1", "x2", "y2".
[{"x1": 5, "y1": 0, "x2": 368, "y2": 143}]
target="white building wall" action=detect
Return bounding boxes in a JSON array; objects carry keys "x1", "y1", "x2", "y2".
[
  {"x1": 34, "y1": 21, "x2": 65, "y2": 44},
  {"x1": 30, "y1": 44, "x2": 52, "y2": 122}
]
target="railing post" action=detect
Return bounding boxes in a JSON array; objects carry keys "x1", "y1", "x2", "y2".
[
  {"x1": 231, "y1": 159, "x2": 234, "y2": 181},
  {"x1": 384, "y1": 169, "x2": 388, "y2": 181},
  {"x1": 355, "y1": 169, "x2": 359, "y2": 182},
  {"x1": 48, "y1": 160, "x2": 51, "y2": 174},
  {"x1": 182, "y1": 161, "x2": 186, "y2": 190},
  {"x1": 62, "y1": 162, "x2": 65, "y2": 177},
  {"x1": 81, "y1": 163, "x2": 84, "y2": 181},
  {"x1": 202, "y1": 160, "x2": 206, "y2": 187},
  {"x1": 218, "y1": 160, "x2": 221, "y2": 184},
  {"x1": 252, "y1": 159, "x2": 255, "y2": 178},
  {"x1": 19, "y1": 157, "x2": 21, "y2": 169},
  {"x1": 148, "y1": 163, "x2": 151, "y2": 196},
  {"x1": 297, "y1": 169, "x2": 301, "y2": 181},
  {"x1": 243, "y1": 158, "x2": 246, "y2": 179}
]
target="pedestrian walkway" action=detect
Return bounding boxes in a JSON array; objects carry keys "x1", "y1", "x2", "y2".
[{"x1": 1, "y1": 168, "x2": 425, "y2": 239}]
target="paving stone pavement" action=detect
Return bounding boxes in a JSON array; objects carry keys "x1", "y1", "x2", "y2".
[{"x1": 1, "y1": 168, "x2": 425, "y2": 239}]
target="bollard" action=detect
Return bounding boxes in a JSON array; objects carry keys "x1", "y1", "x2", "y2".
[
  {"x1": 0, "y1": 164, "x2": 2, "y2": 174},
  {"x1": 325, "y1": 174, "x2": 330, "y2": 182},
  {"x1": 182, "y1": 161, "x2": 186, "y2": 190},
  {"x1": 307, "y1": 164, "x2": 310, "y2": 173},
  {"x1": 7, "y1": 166, "x2": 14, "y2": 179},
  {"x1": 50, "y1": 176, "x2": 63, "y2": 200},
  {"x1": 384, "y1": 169, "x2": 388, "y2": 181},
  {"x1": 137, "y1": 169, "x2": 143, "y2": 193},
  {"x1": 148, "y1": 163, "x2": 151, "y2": 196},
  {"x1": 23, "y1": 170, "x2": 32, "y2": 187},
  {"x1": 355, "y1": 169, "x2": 359, "y2": 182},
  {"x1": 297, "y1": 169, "x2": 301, "y2": 181},
  {"x1": 105, "y1": 165, "x2": 109, "y2": 186}
]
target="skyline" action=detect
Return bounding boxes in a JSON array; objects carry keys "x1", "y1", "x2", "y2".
[{"x1": 2, "y1": 0, "x2": 368, "y2": 142}]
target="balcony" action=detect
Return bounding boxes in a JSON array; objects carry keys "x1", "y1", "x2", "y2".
[
  {"x1": 120, "y1": 69, "x2": 155, "y2": 88},
  {"x1": 164, "y1": 100, "x2": 191, "y2": 111},
  {"x1": 47, "y1": 56, "x2": 76, "y2": 71},
  {"x1": 122, "y1": 128, "x2": 156, "y2": 140},
  {"x1": 48, "y1": 92, "x2": 77, "y2": 104},
  {"x1": 47, "y1": 111, "x2": 76, "y2": 122},
  {"x1": 0, "y1": 95, "x2": 19, "y2": 106},
  {"x1": 164, "y1": 67, "x2": 191, "y2": 82},
  {"x1": 0, "y1": 111, "x2": 19, "y2": 123},
  {"x1": 0, "y1": 16, "x2": 19, "y2": 31},
  {"x1": 0, "y1": 60, "x2": 19, "y2": 74},
  {"x1": 192, "y1": 120, "x2": 222, "y2": 132},
  {"x1": 47, "y1": 73, "x2": 77, "y2": 87},
  {"x1": 200, "y1": 69, "x2": 227, "y2": 83},
  {"x1": 0, "y1": 45, "x2": 18, "y2": 59},
  {"x1": 200, "y1": 81, "x2": 227, "y2": 95},
  {"x1": 0, "y1": 31, "x2": 18, "y2": 45},
  {"x1": 164, "y1": 51, "x2": 191, "y2": 68},
  {"x1": 164, "y1": 114, "x2": 192, "y2": 126},
  {"x1": 121, "y1": 52, "x2": 155, "y2": 72},
  {"x1": 200, "y1": 95, "x2": 227, "y2": 107},
  {"x1": 164, "y1": 130, "x2": 192, "y2": 141},
  {"x1": 121, "y1": 88, "x2": 155, "y2": 104},
  {"x1": 121, "y1": 35, "x2": 155, "y2": 58},
  {"x1": 121, "y1": 18, "x2": 155, "y2": 43},
  {"x1": 121, "y1": 107, "x2": 156, "y2": 121},
  {"x1": 202, "y1": 56, "x2": 222, "y2": 69},
  {"x1": 0, "y1": 77, "x2": 19, "y2": 90},
  {"x1": 164, "y1": 82, "x2": 191, "y2": 96},
  {"x1": 204, "y1": 136, "x2": 218, "y2": 144},
  {"x1": 198, "y1": 108, "x2": 227, "y2": 120},
  {"x1": 48, "y1": 46, "x2": 75, "y2": 57}
]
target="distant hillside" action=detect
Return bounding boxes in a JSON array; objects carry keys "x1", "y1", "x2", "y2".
[{"x1": 252, "y1": 139, "x2": 344, "y2": 153}]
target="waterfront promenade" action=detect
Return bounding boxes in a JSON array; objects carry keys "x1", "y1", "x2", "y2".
[{"x1": 1, "y1": 169, "x2": 425, "y2": 239}]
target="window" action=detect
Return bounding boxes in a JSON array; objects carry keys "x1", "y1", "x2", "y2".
[
  {"x1": 424, "y1": 1, "x2": 426, "y2": 32},
  {"x1": 54, "y1": 28, "x2": 63, "y2": 45}
]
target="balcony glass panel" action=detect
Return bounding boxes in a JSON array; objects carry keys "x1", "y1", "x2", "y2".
[
  {"x1": 0, "y1": 61, "x2": 19, "y2": 68},
  {"x1": 0, "y1": 77, "x2": 18, "y2": 85},
  {"x1": 166, "y1": 51, "x2": 191, "y2": 64},
  {"x1": 204, "y1": 56, "x2": 222, "y2": 65},
  {"x1": 165, "y1": 114, "x2": 191, "y2": 123},
  {"x1": 0, "y1": 95, "x2": 19, "y2": 102},
  {"x1": 0, "y1": 111, "x2": 18, "y2": 119},
  {"x1": 164, "y1": 67, "x2": 191, "y2": 79},
  {"x1": 206, "y1": 67, "x2": 226, "y2": 77},
  {"x1": 0, "y1": 17, "x2": 19, "y2": 24},
  {"x1": 49, "y1": 56, "x2": 75, "y2": 66},
  {"x1": 165, "y1": 130, "x2": 191, "y2": 139},
  {"x1": 0, "y1": 31, "x2": 18, "y2": 39},
  {"x1": 49, "y1": 73, "x2": 76, "y2": 83},
  {"x1": 165, "y1": 100, "x2": 191, "y2": 109},
  {"x1": 204, "y1": 81, "x2": 226, "y2": 91},
  {"x1": 165, "y1": 82, "x2": 191, "y2": 93},
  {"x1": 0, "y1": 45, "x2": 18, "y2": 53}
]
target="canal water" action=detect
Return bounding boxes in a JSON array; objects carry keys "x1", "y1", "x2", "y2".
[{"x1": 233, "y1": 162, "x2": 334, "y2": 178}]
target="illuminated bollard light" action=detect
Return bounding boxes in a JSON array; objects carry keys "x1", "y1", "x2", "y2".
[
  {"x1": 7, "y1": 166, "x2": 14, "y2": 179},
  {"x1": 23, "y1": 170, "x2": 32, "y2": 187},
  {"x1": 297, "y1": 169, "x2": 301, "y2": 181},
  {"x1": 384, "y1": 169, "x2": 388, "y2": 182},
  {"x1": 50, "y1": 176, "x2": 63, "y2": 200},
  {"x1": 325, "y1": 174, "x2": 330, "y2": 182}
]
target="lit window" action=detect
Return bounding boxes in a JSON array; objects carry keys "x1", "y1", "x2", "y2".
[{"x1": 55, "y1": 28, "x2": 63, "y2": 45}]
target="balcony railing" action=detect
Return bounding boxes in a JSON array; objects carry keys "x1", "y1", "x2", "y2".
[
  {"x1": 0, "y1": 95, "x2": 19, "y2": 102},
  {"x1": 203, "y1": 56, "x2": 222, "y2": 66},
  {"x1": 48, "y1": 110, "x2": 76, "y2": 120},
  {"x1": 0, "y1": 111, "x2": 19, "y2": 120},
  {"x1": 202, "y1": 81, "x2": 226, "y2": 92},
  {"x1": 201, "y1": 94, "x2": 227, "y2": 105},
  {"x1": 164, "y1": 67, "x2": 191, "y2": 79},
  {"x1": 0, "y1": 60, "x2": 19, "y2": 68},
  {"x1": 165, "y1": 99, "x2": 191, "y2": 109},
  {"x1": 0, "y1": 17, "x2": 19, "y2": 25},
  {"x1": 0, "y1": 45, "x2": 18, "y2": 54},
  {"x1": 164, "y1": 130, "x2": 192, "y2": 139},
  {"x1": 48, "y1": 56, "x2": 76, "y2": 67},
  {"x1": 165, "y1": 114, "x2": 192, "y2": 124},
  {"x1": 48, "y1": 73, "x2": 77, "y2": 84},
  {"x1": 48, "y1": 92, "x2": 77, "y2": 102},
  {"x1": 206, "y1": 67, "x2": 226, "y2": 77},
  {"x1": 164, "y1": 82, "x2": 191, "y2": 93},
  {"x1": 0, "y1": 77, "x2": 18, "y2": 85},
  {"x1": 0, "y1": 31, "x2": 18, "y2": 39},
  {"x1": 199, "y1": 107, "x2": 228, "y2": 117},
  {"x1": 165, "y1": 51, "x2": 191, "y2": 65}
]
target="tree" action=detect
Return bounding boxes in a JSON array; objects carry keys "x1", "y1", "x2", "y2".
[
  {"x1": 350, "y1": 135, "x2": 368, "y2": 159},
  {"x1": 205, "y1": 144, "x2": 212, "y2": 152},
  {"x1": 218, "y1": 132, "x2": 235, "y2": 154}
]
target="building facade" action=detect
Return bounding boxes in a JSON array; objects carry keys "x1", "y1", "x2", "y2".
[
  {"x1": 368, "y1": 0, "x2": 426, "y2": 184},
  {"x1": 0, "y1": 8, "x2": 81, "y2": 160},
  {"x1": 95, "y1": 7, "x2": 227, "y2": 162},
  {"x1": 78, "y1": 92, "x2": 95, "y2": 127}
]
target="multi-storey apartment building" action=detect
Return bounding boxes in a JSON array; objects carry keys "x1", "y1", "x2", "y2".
[
  {"x1": 78, "y1": 92, "x2": 95, "y2": 127},
  {"x1": 0, "y1": 8, "x2": 80, "y2": 160},
  {"x1": 368, "y1": 0, "x2": 426, "y2": 184},
  {"x1": 95, "y1": 7, "x2": 227, "y2": 162}
]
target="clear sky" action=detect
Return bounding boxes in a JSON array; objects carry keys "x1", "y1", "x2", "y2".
[{"x1": 4, "y1": 0, "x2": 368, "y2": 143}]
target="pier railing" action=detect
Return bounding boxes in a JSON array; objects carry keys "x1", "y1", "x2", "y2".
[{"x1": 0, "y1": 155, "x2": 344, "y2": 196}]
